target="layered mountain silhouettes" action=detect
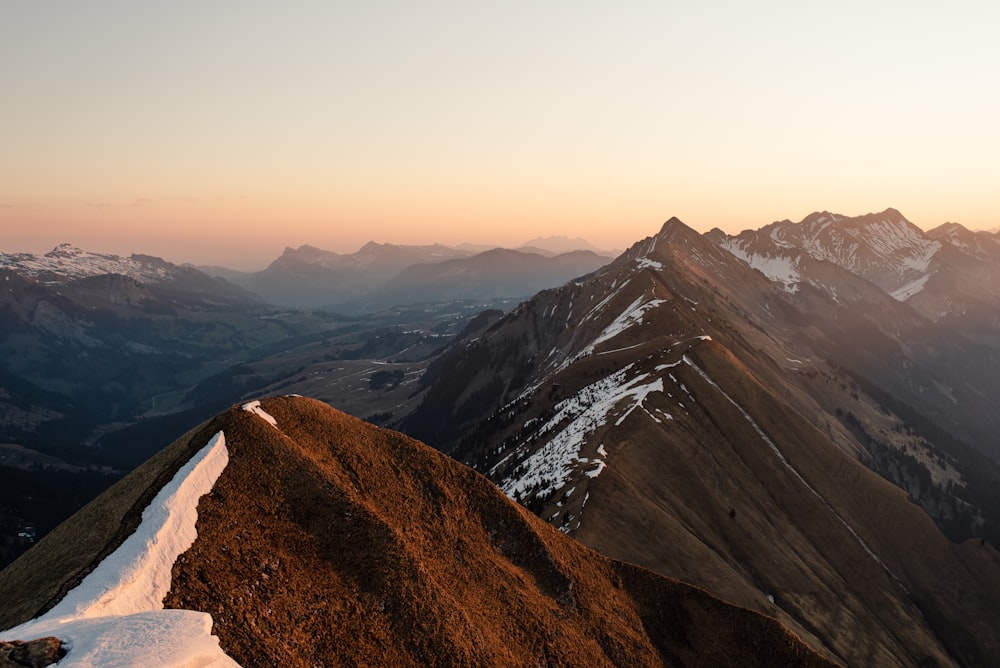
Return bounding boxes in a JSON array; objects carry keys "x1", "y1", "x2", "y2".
[{"x1": 3, "y1": 211, "x2": 1000, "y2": 665}]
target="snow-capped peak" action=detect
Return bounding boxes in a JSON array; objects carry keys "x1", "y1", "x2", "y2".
[{"x1": 0, "y1": 245, "x2": 177, "y2": 285}]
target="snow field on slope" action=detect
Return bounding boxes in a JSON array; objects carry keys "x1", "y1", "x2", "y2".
[
  {"x1": 720, "y1": 240, "x2": 801, "y2": 291},
  {"x1": 582, "y1": 296, "x2": 667, "y2": 356},
  {"x1": 1, "y1": 432, "x2": 240, "y2": 667},
  {"x1": 500, "y1": 365, "x2": 662, "y2": 501},
  {"x1": 890, "y1": 274, "x2": 931, "y2": 301}
]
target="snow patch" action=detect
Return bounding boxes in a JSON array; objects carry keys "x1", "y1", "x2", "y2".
[
  {"x1": 583, "y1": 296, "x2": 666, "y2": 354},
  {"x1": 242, "y1": 400, "x2": 278, "y2": 428},
  {"x1": 498, "y1": 365, "x2": 662, "y2": 499},
  {"x1": 890, "y1": 273, "x2": 930, "y2": 301},
  {"x1": 2, "y1": 432, "x2": 239, "y2": 667},
  {"x1": 721, "y1": 241, "x2": 801, "y2": 291},
  {"x1": 9, "y1": 610, "x2": 239, "y2": 668}
]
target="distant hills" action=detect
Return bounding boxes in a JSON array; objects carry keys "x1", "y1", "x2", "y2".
[
  {"x1": 199, "y1": 239, "x2": 615, "y2": 311},
  {"x1": 521, "y1": 235, "x2": 619, "y2": 256},
  {"x1": 370, "y1": 248, "x2": 610, "y2": 306}
]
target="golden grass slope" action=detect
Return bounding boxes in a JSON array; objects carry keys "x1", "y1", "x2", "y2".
[{"x1": 0, "y1": 395, "x2": 832, "y2": 667}]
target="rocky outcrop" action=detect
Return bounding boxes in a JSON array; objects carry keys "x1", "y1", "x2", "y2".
[{"x1": 0, "y1": 637, "x2": 65, "y2": 668}]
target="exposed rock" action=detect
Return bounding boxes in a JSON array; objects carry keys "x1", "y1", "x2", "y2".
[{"x1": 0, "y1": 637, "x2": 65, "y2": 668}]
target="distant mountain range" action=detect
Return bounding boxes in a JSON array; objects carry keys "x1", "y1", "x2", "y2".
[
  {"x1": 198, "y1": 240, "x2": 615, "y2": 311},
  {"x1": 3, "y1": 211, "x2": 1000, "y2": 665},
  {"x1": 0, "y1": 239, "x2": 610, "y2": 570}
]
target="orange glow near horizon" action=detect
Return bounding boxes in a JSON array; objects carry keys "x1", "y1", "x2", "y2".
[{"x1": 3, "y1": 4, "x2": 998, "y2": 269}]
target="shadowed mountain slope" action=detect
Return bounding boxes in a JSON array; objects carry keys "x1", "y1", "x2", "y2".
[
  {"x1": 0, "y1": 396, "x2": 829, "y2": 667},
  {"x1": 400, "y1": 218, "x2": 1000, "y2": 666},
  {"x1": 708, "y1": 209, "x2": 1000, "y2": 459}
]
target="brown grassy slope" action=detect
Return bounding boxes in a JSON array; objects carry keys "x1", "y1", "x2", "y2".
[
  {"x1": 575, "y1": 341, "x2": 1000, "y2": 667},
  {"x1": 0, "y1": 419, "x2": 215, "y2": 630},
  {"x1": 164, "y1": 396, "x2": 831, "y2": 667}
]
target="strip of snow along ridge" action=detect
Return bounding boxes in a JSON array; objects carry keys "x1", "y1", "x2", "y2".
[{"x1": 1, "y1": 431, "x2": 241, "y2": 668}]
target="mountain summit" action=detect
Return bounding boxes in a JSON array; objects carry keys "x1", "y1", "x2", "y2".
[
  {"x1": 0, "y1": 396, "x2": 829, "y2": 667},
  {"x1": 400, "y1": 218, "x2": 1000, "y2": 665}
]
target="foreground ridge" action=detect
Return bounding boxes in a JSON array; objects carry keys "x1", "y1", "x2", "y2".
[{"x1": 0, "y1": 396, "x2": 830, "y2": 667}]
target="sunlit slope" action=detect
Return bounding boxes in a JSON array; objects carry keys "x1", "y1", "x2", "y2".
[{"x1": 0, "y1": 396, "x2": 829, "y2": 667}]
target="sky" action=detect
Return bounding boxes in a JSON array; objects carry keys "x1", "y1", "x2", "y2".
[{"x1": 3, "y1": 1, "x2": 998, "y2": 269}]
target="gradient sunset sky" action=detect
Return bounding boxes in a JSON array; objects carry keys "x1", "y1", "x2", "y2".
[{"x1": 3, "y1": 2, "x2": 998, "y2": 269}]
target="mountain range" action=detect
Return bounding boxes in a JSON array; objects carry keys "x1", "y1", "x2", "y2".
[
  {"x1": 398, "y1": 211, "x2": 1000, "y2": 665},
  {"x1": 205, "y1": 242, "x2": 614, "y2": 311},
  {"x1": 2, "y1": 210, "x2": 1000, "y2": 665},
  {"x1": 711, "y1": 208, "x2": 1000, "y2": 345},
  {"x1": 0, "y1": 237, "x2": 615, "y2": 572}
]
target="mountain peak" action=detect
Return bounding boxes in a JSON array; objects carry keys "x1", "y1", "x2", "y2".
[
  {"x1": 284, "y1": 244, "x2": 332, "y2": 256},
  {"x1": 657, "y1": 216, "x2": 698, "y2": 240},
  {"x1": 799, "y1": 211, "x2": 842, "y2": 227},
  {"x1": 45, "y1": 243, "x2": 88, "y2": 258},
  {"x1": 926, "y1": 221, "x2": 970, "y2": 238},
  {"x1": 358, "y1": 240, "x2": 385, "y2": 252}
]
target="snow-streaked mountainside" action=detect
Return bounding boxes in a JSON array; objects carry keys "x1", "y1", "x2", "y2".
[
  {"x1": 1, "y1": 244, "x2": 191, "y2": 285},
  {"x1": 709, "y1": 208, "x2": 1000, "y2": 351},
  {"x1": 710, "y1": 208, "x2": 1000, "y2": 319},
  {"x1": 712, "y1": 208, "x2": 943, "y2": 299},
  {"x1": 926, "y1": 221, "x2": 1000, "y2": 259},
  {"x1": 0, "y1": 396, "x2": 832, "y2": 667},
  {"x1": 401, "y1": 216, "x2": 1000, "y2": 666}
]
